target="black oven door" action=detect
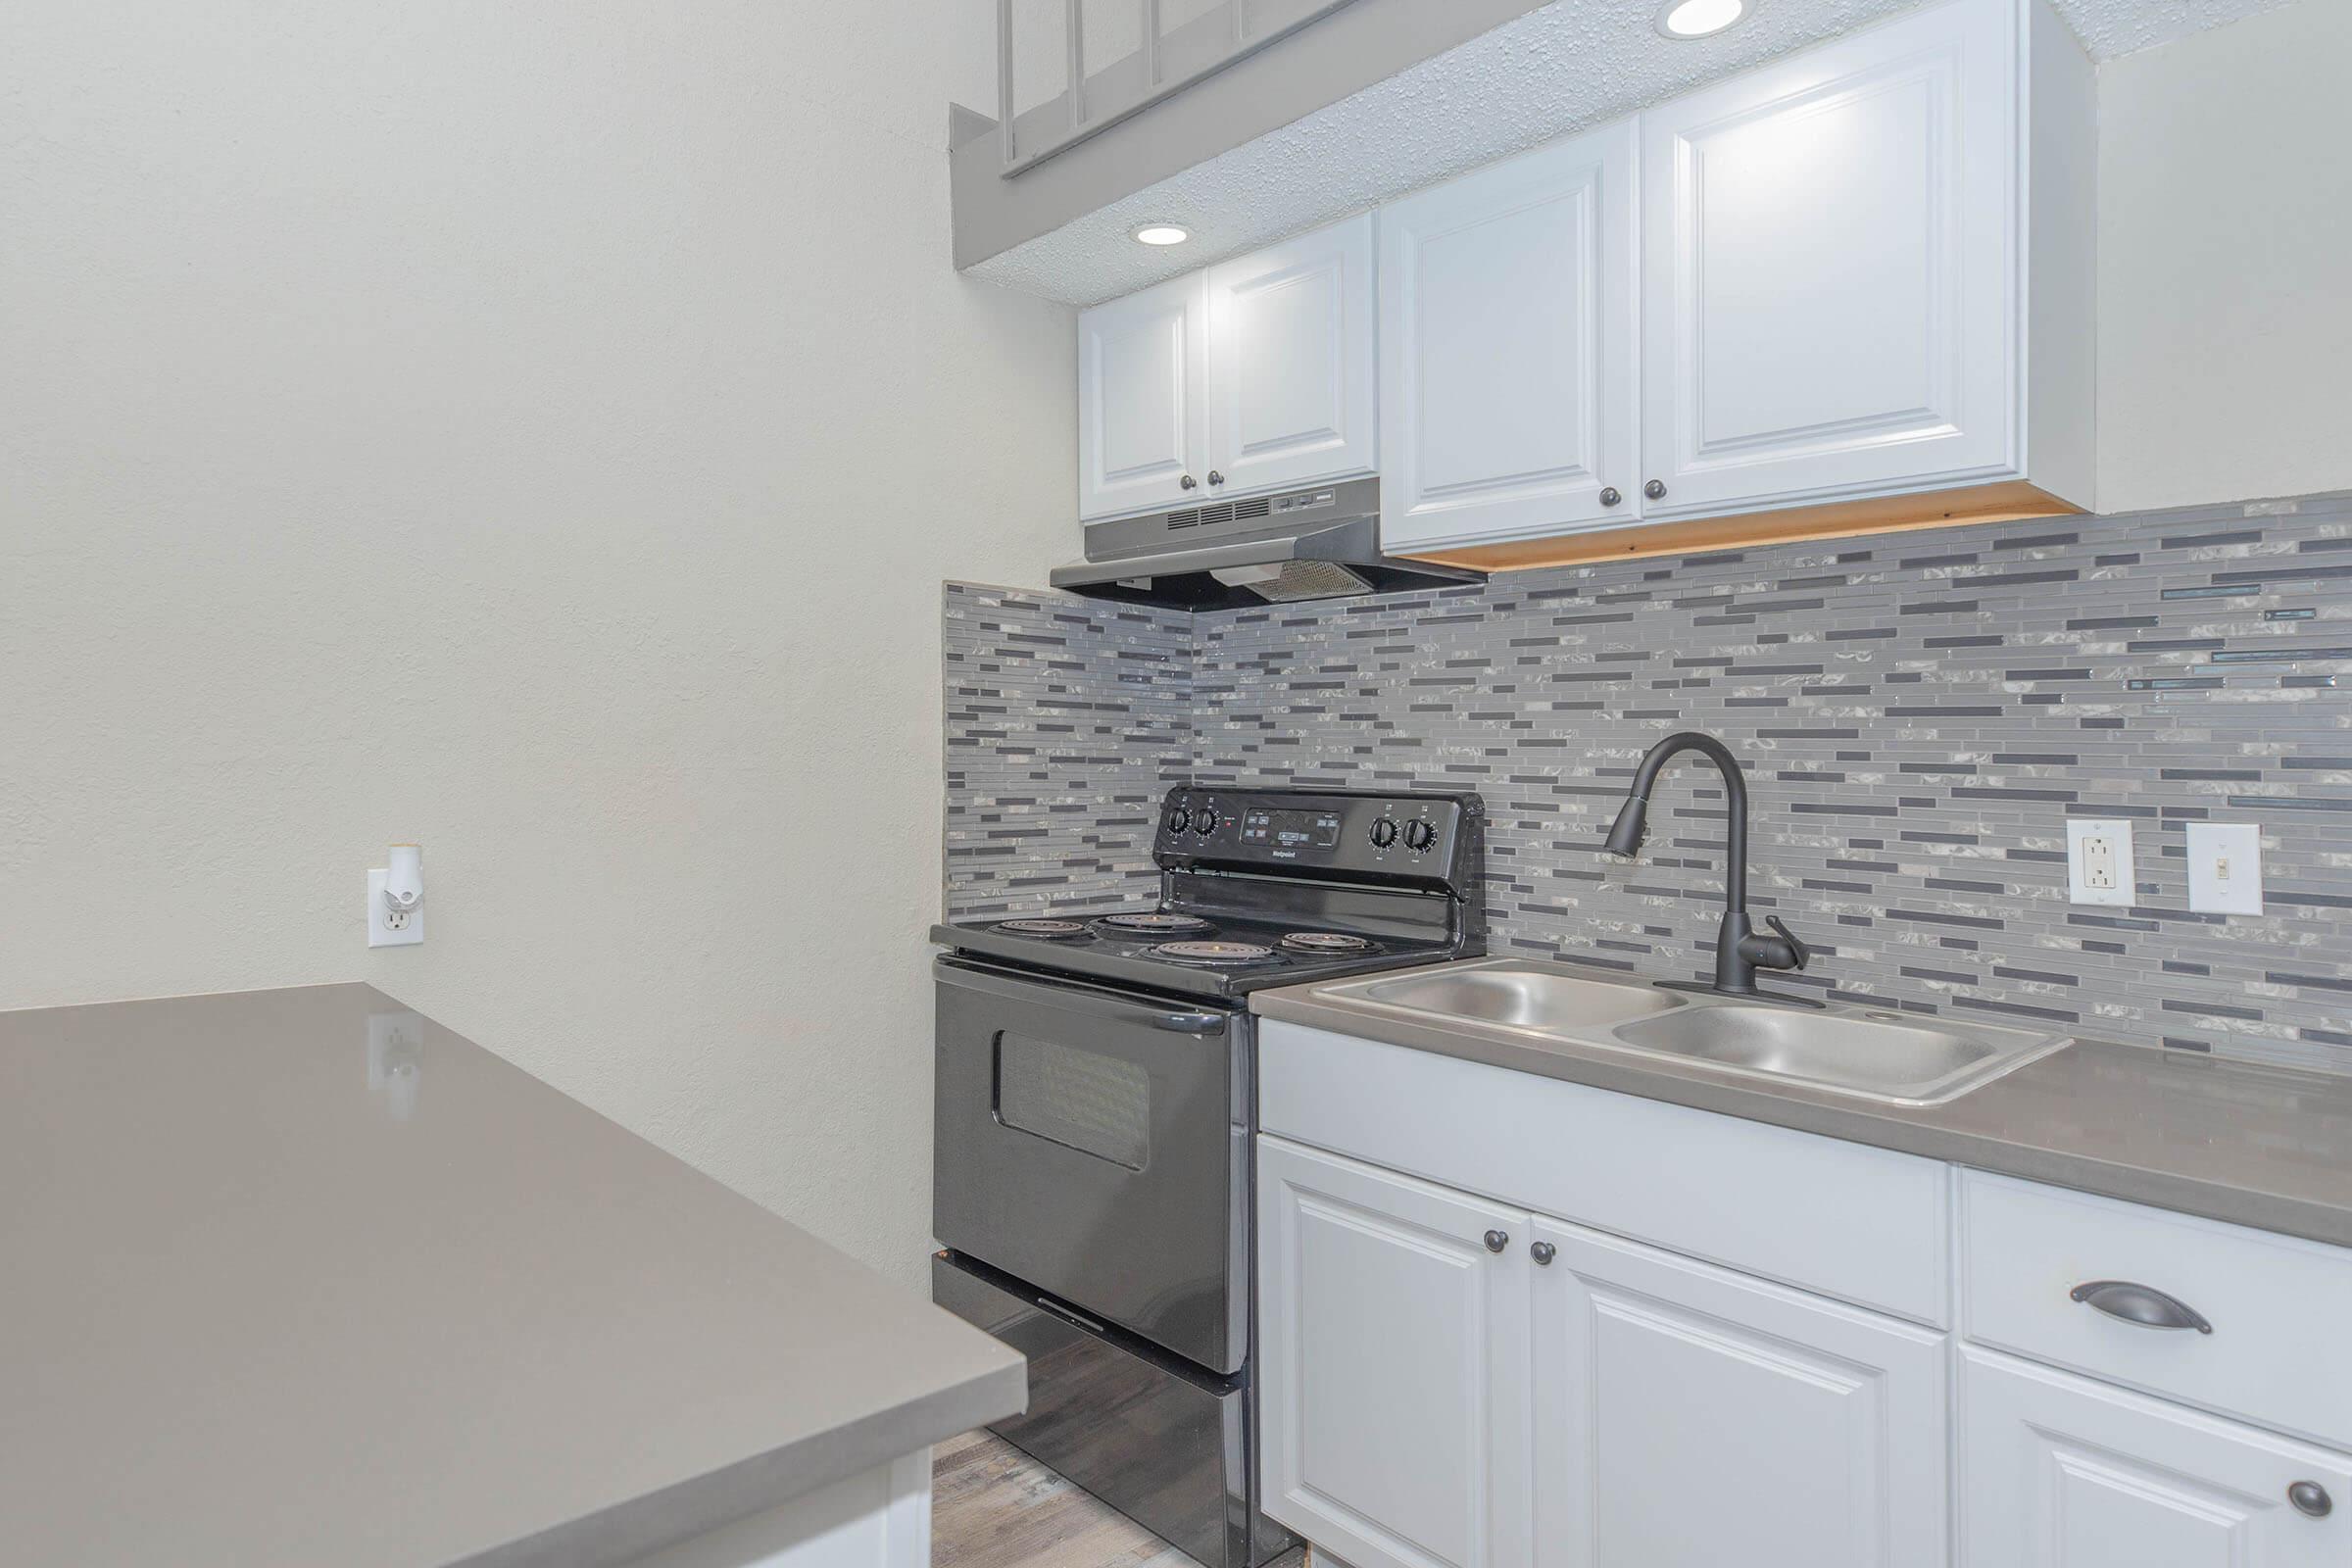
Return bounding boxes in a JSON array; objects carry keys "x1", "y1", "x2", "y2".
[{"x1": 933, "y1": 956, "x2": 1246, "y2": 1375}]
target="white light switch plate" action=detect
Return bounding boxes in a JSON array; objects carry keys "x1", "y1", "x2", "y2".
[
  {"x1": 2186, "y1": 821, "x2": 2264, "y2": 914},
  {"x1": 2066, "y1": 819, "x2": 2135, "y2": 906},
  {"x1": 368, "y1": 867, "x2": 424, "y2": 947}
]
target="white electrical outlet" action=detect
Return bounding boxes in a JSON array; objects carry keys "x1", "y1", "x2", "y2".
[
  {"x1": 368, "y1": 1009, "x2": 425, "y2": 1119},
  {"x1": 2186, "y1": 821, "x2": 2264, "y2": 915},
  {"x1": 368, "y1": 867, "x2": 424, "y2": 947},
  {"x1": 2066, "y1": 819, "x2": 2135, "y2": 906}
]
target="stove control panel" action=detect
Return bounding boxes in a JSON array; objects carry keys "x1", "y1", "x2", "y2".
[{"x1": 1155, "y1": 788, "x2": 1483, "y2": 883}]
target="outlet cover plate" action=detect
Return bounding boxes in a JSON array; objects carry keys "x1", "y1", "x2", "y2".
[
  {"x1": 368, "y1": 868, "x2": 424, "y2": 947},
  {"x1": 2186, "y1": 821, "x2": 2264, "y2": 915},
  {"x1": 2065, "y1": 819, "x2": 2135, "y2": 906}
]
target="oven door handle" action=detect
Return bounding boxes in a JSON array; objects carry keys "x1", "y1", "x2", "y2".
[{"x1": 934, "y1": 956, "x2": 1238, "y2": 1038}]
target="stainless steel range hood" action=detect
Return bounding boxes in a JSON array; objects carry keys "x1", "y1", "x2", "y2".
[{"x1": 1050, "y1": 477, "x2": 1483, "y2": 611}]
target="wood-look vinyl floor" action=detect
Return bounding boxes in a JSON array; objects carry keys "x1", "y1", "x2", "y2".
[{"x1": 931, "y1": 1430, "x2": 1310, "y2": 1568}]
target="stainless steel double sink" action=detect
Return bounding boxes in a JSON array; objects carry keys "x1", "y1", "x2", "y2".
[{"x1": 1309, "y1": 959, "x2": 2073, "y2": 1106}]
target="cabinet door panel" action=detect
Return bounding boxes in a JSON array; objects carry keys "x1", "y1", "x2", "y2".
[
  {"x1": 1206, "y1": 213, "x2": 1377, "y2": 497},
  {"x1": 1380, "y1": 121, "x2": 1639, "y2": 553},
  {"x1": 1533, "y1": 1218, "x2": 1948, "y2": 1568},
  {"x1": 1641, "y1": 0, "x2": 2015, "y2": 515},
  {"x1": 1258, "y1": 1135, "x2": 1532, "y2": 1568},
  {"x1": 1960, "y1": 1348, "x2": 2352, "y2": 1568},
  {"x1": 1078, "y1": 270, "x2": 1207, "y2": 517}
]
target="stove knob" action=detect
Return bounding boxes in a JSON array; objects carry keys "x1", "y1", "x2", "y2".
[
  {"x1": 1404, "y1": 819, "x2": 1437, "y2": 853},
  {"x1": 1166, "y1": 806, "x2": 1192, "y2": 835},
  {"x1": 1369, "y1": 817, "x2": 1398, "y2": 849},
  {"x1": 1194, "y1": 810, "x2": 1217, "y2": 836}
]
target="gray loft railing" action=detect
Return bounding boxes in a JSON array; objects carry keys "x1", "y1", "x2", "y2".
[{"x1": 994, "y1": 0, "x2": 1355, "y2": 174}]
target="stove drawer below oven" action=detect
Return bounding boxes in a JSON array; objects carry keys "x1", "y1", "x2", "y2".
[{"x1": 933, "y1": 957, "x2": 1247, "y2": 1375}]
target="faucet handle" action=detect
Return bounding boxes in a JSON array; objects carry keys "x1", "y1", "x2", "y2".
[{"x1": 1765, "y1": 915, "x2": 1809, "y2": 971}]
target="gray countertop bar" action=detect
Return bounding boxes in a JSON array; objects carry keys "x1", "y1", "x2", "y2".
[
  {"x1": 0, "y1": 985, "x2": 1023, "y2": 1568},
  {"x1": 1254, "y1": 961, "x2": 2352, "y2": 1250}
]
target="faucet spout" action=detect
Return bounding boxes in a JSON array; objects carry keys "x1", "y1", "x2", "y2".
[
  {"x1": 1599, "y1": 730, "x2": 1814, "y2": 1003},
  {"x1": 1610, "y1": 732, "x2": 1749, "y2": 908}
]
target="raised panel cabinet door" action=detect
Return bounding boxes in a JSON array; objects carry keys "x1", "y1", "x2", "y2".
[
  {"x1": 1204, "y1": 212, "x2": 1377, "y2": 497},
  {"x1": 1960, "y1": 1348, "x2": 2352, "y2": 1568},
  {"x1": 1256, "y1": 1135, "x2": 1534, "y2": 1568},
  {"x1": 1639, "y1": 0, "x2": 2017, "y2": 518},
  {"x1": 1078, "y1": 270, "x2": 1208, "y2": 518},
  {"x1": 1531, "y1": 1218, "x2": 1948, "y2": 1568},
  {"x1": 1378, "y1": 120, "x2": 1640, "y2": 555}
]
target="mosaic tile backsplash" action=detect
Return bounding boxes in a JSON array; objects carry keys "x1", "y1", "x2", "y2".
[{"x1": 945, "y1": 491, "x2": 2352, "y2": 1070}]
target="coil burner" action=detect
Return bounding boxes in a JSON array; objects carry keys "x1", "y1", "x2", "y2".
[
  {"x1": 994, "y1": 919, "x2": 1093, "y2": 941},
  {"x1": 1097, "y1": 911, "x2": 1216, "y2": 935},
  {"x1": 1148, "y1": 941, "x2": 1279, "y2": 965},
  {"x1": 1278, "y1": 931, "x2": 1379, "y2": 955}
]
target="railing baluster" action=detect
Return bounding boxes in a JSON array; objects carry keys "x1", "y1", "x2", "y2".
[
  {"x1": 997, "y1": 0, "x2": 1016, "y2": 164},
  {"x1": 1065, "y1": 0, "x2": 1086, "y2": 129}
]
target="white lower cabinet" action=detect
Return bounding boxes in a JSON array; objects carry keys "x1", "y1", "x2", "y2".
[
  {"x1": 1256, "y1": 1024, "x2": 2352, "y2": 1568},
  {"x1": 1256, "y1": 1134, "x2": 1948, "y2": 1568},
  {"x1": 1960, "y1": 1348, "x2": 2352, "y2": 1568},
  {"x1": 1257, "y1": 1135, "x2": 1533, "y2": 1568},
  {"x1": 1532, "y1": 1220, "x2": 1948, "y2": 1568}
]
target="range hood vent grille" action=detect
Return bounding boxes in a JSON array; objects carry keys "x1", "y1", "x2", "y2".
[
  {"x1": 1051, "y1": 478, "x2": 1483, "y2": 612},
  {"x1": 1164, "y1": 496, "x2": 1271, "y2": 532}
]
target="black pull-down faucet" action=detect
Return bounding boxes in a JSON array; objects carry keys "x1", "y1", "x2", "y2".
[{"x1": 1600, "y1": 730, "x2": 1821, "y2": 1004}]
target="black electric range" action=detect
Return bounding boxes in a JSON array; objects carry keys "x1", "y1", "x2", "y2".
[
  {"x1": 930, "y1": 785, "x2": 1486, "y2": 1001},
  {"x1": 927, "y1": 786, "x2": 1485, "y2": 1568}
]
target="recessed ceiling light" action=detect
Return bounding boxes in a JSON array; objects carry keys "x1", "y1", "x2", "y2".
[
  {"x1": 1655, "y1": 0, "x2": 1749, "y2": 38},
  {"x1": 1130, "y1": 221, "x2": 1192, "y2": 247}
]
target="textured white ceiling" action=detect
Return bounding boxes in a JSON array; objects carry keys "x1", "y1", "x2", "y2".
[
  {"x1": 966, "y1": 0, "x2": 2296, "y2": 304},
  {"x1": 2053, "y1": 0, "x2": 2292, "y2": 55}
]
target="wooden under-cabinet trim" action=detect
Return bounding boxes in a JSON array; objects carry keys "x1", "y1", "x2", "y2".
[{"x1": 1395, "y1": 481, "x2": 2082, "y2": 572}]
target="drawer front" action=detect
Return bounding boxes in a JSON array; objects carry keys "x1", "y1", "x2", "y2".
[
  {"x1": 1961, "y1": 1170, "x2": 2352, "y2": 1448},
  {"x1": 1258, "y1": 1019, "x2": 1950, "y2": 1325}
]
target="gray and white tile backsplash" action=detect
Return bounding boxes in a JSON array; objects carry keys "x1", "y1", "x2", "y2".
[
  {"x1": 946, "y1": 491, "x2": 2352, "y2": 1070},
  {"x1": 944, "y1": 583, "x2": 1193, "y2": 914}
]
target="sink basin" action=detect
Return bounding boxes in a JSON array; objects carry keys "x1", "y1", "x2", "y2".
[
  {"x1": 1310, "y1": 959, "x2": 2071, "y2": 1106},
  {"x1": 1349, "y1": 967, "x2": 1684, "y2": 1031},
  {"x1": 1612, "y1": 1004, "x2": 2067, "y2": 1105}
]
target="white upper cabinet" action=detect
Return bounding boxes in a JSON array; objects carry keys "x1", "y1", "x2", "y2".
[
  {"x1": 1639, "y1": 0, "x2": 2023, "y2": 518},
  {"x1": 1205, "y1": 213, "x2": 1378, "y2": 499},
  {"x1": 1075, "y1": 0, "x2": 2093, "y2": 554},
  {"x1": 1077, "y1": 270, "x2": 1209, "y2": 519},
  {"x1": 1079, "y1": 215, "x2": 1374, "y2": 519},
  {"x1": 1378, "y1": 122, "x2": 1640, "y2": 555}
]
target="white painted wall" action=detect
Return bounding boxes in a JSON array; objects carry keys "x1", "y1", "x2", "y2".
[
  {"x1": 0, "y1": 2, "x2": 1073, "y2": 1294},
  {"x1": 2097, "y1": 0, "x2": 2352, "y2": 513}
]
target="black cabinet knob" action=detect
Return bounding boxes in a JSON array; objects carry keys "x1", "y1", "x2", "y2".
[
  {"x1": 1179, "y1": 474, "x2": 1199, "y2": 490},
  {"x1": 1643, "y1": 479, "x2": 1667, "y2": 500},
  {"x1": 1483, "y1": 1230, "x2": 1509, "y2": 1253},
  {"x1": 1599, "y1": 487, "x2": 1622, "y2": 508},
  {"x1": 2290, "y1": 1482, "x2": 2332, "y2": 1519},
  {"x1": 1530, "y1": 1242, "x2": 1557, "y2": 1266}
]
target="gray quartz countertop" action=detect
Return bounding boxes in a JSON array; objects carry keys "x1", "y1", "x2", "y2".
[
  {"x1": 1254, "y1": 961, "x2": 2352, "y2": 1250},
  {"x1": 0, "y1": 984, "x2": 1023, "y2": 1568}
]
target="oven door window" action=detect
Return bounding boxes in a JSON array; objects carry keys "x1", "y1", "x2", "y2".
[{"x1": 994, "y1": 1030, "x2": 1152, "y2": 1170}]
